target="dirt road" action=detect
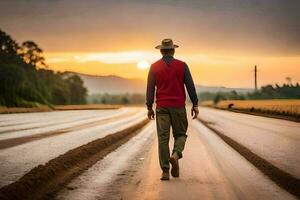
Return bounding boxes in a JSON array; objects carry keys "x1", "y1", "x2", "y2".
[
  {"x1": 0, "y1": 108, "x2": 146, "y2": 187},
  {"x1": 56, "y1": 118, "x2": 296, "y2": 200},
  {"x1": 198, "y1": 107, "x2": 300, "y2": 178},
  {"x1": 0, "y1": 107, "x2": 298, "y2": 199}
]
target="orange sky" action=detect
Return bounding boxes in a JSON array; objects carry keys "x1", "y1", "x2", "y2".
[
  {"x1": 45, "y1": 51, "x2": 300, "y2": 88},
  {"x1": 1, "y1": 0, "x2": 300, "y2": 88}
]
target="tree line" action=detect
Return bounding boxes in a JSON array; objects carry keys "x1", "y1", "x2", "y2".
[
  {"x1": 0, "y1": 29, "x2": 87, "y2": 107},
  {"x1": 88, "y1": 83, "x2": 300, "y2": 106},
  {"x1": 199, "y1": 83, "x2": 300, "y2": 105},
  {"x1": 87, "y1": 93, "x2": 145, "y2": 105}
]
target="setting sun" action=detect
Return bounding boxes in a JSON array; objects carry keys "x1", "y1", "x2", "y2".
[{"x1": 137, "y1": 60, "x2": 150, "y2": 70}]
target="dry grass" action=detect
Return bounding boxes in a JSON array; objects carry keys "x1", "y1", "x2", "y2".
[
  {"x1": 54, "y1": 104, "x2": 120, "y2": 111},
  {"x1": 200, "y1": 101, "x2": 215, "y2": 107},
  {"x1": 0, "y1": 104, "x2": 121, "y2": 114},
  {"x1": 0, "y1": 106, "x2": 52, "y2": 114},
  {"x1": 201, "y1": 99, "x2": 300, "y2": 117}
]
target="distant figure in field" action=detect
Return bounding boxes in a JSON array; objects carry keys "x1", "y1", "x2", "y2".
[{"x1": 146, "y1": 39, "x2": 199, "y2": 180}]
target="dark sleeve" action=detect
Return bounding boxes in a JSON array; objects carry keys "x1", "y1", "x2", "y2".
[
  {"x1": 184, "y1": 63, "x2": 198, "y2": 106},
  {"x1": 146, "y1": 66, "x2": 156, "y2": 110}
]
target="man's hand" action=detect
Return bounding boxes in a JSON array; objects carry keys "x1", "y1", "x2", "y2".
[
  {"x1": 191, "y1": 106, "x2": 199, "y2": 119},
  {"x1": 147, "y1": 109, "x2": 155, "y2": 120}
]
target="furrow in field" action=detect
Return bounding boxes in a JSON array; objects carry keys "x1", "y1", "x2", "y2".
[
  {"x1": 199, "y1": 118, "x2": 300, "y2": 197},
  {"x1": 0, "y1": 109, "x2": 122, "y2": 132},
  {"x1": 0, "y1": 108, "x2": 146, "y2": 188},
  {"x1": 199, "y1": 107, "x2": 300, "y2": 178},
  {"x1": 56, "y1": 122, "x2": 155, "y2": 200},
  {"x1": 0, "y1": 110, "x2": 99, "y2": 126},
  {"x1": 0, "y1": 108, "x2": 137, "y2": 140},
  {"x1": 0, "y1": 108, "x2": 139, "y2": 150},
  {"x1": 62, "y1": 119, "x2": 294, "y2": 200},
  {"x1": 0, "y1": 118, "x2": 150, "y2": 200}
]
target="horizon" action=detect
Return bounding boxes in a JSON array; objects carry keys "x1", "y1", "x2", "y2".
[
  {"x1": 1, "y1": 0, "x2": 300, "y2": 88},
  {"x1": 68, "y1": 70, "x2": 288, "y2": 90}
]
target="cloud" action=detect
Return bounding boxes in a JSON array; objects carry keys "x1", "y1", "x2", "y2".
[
  {"x1": 45, "y1": 51, "x2": 160, "y2": 64},
  {"x1": 46, "y1": 51, "x2": 295, "y2": 67},
  {"x1": 74, "y1": 51, "x2": 159, "y2": 64},
  {"x1": 1, "y1": 0, "x2": 299, "y2": 55},
  {"x1": 46, "y1": 57, "x2": 72, "y2": 63}
]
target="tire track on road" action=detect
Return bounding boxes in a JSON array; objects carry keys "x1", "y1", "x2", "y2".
[
  {"x1": 0, "y1": 110, "x2": 137, "y2": 150},
  {"x1": 197, "y1": 118, "x2": 300, "y2": 198},
  {"x1": 0, "y1": 118, "x2": 149, "y2": 200},
  {"x1": 0, "y1": 110, "x2": 119, "y2": 133}
]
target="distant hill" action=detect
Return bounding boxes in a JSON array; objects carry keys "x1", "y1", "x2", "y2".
[
  {"x1": 66, "y1": 72, "x2": 146, "y2": 94},
  {"x1": 197, "y1": 86, "x2": 253, "y2": 94},
  {"x1": 66, "y1": 72, "x2": 253, "y2": 95}
]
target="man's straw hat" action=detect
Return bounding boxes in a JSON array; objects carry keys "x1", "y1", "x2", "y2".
[{"x1": 155, "y1": 38, "x2": 179, "y2": 49}]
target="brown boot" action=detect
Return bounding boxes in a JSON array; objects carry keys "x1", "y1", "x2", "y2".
[
  {"x1": 160, "y1": 168, "x2": 170, "y2": 180},
  {"x1": 169, "y1": 152, "x2": 179, "y2": 177}
]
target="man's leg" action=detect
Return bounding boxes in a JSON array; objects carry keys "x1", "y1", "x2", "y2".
[
  {"x1": 156, "y1": 108, "x2": 171, "y2": 172},
  {"x1": 170, "y1": 107, "x2": 188, "y2": 158},
  {"x1": 169, "y1": 107, "x2": 188, "y2": 177}
]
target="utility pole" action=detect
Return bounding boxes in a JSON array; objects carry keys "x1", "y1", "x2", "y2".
[{"x1": 254, "y1": 65, "x2": 258, "y2": 90}]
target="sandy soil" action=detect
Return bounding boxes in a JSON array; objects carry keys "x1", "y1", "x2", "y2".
[
  {"x1": 0, "y1": 106, "x2": 52, "y2": 114},
  {"x1": 0, "y1": 119, "x2": 149, "y2": 200},
  {"x1": 54, "y1": 104, "x2": 120, "y2": 111},
  {"x1": 0, "y1": 108, "x2": 138, "y2": 150},
  {"x1": 0, "y1": 104, "x2": 120, "y2": 114},
  {"x1": 51, "y1": 118, "x2": 296, "y2": 200},
  {"x1": 120, "y1": 121, "x2": 295, "y2": 200},
  {"x1": 0, "y1": 109, "x2": 125, "y2": 136},
  {"x1": 0, "y1": 108, "x2": 146, "y2": 187},
  {"x1": 0, "y1": 107, "x2": 298, "y2": 200},
  {"x1": 55, "y1": 122, "x2": 155, "y2": 200},
  {"x1": 198, "y1": 107, "x2": 300, "y2": 178}
]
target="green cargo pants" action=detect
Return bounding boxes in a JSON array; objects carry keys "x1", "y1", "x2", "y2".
[{"x1": 156, "y1": 107, "x2": 188, "y2": 170}]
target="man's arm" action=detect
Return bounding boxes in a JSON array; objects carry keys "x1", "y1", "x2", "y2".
[
  {"x1": 184, "y1": 63, "x2": 199, "y2": 119},
  {"x1": 146, "y1": 66, "x2": 156, "y2": 119},
  {"x1": 184, "y1": 63, "x2": 198, "y2": 106}
]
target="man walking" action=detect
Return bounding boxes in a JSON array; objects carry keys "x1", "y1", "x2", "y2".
[{"x1": 146, "y1": 39, "x2": 199, "y2": 180}]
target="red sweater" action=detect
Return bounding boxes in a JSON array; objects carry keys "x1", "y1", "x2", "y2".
[{"x1": 150, "y1": 58, "x2": 186, "y2": 108}]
